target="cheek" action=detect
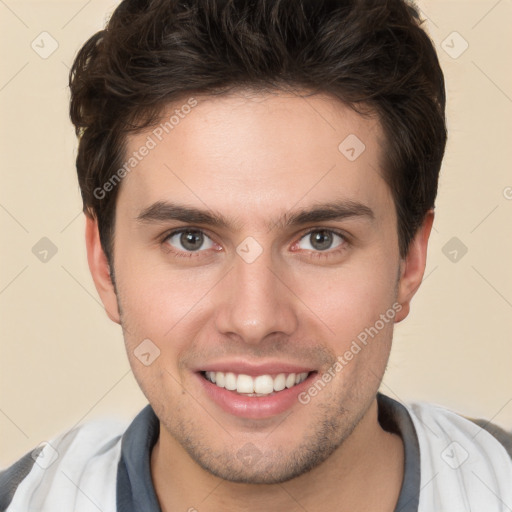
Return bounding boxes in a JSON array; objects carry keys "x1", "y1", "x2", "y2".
[
  {"x1": 291, "y1": 257, "x2": 398, "y2": 341},
  {"x1": 114, "y1": 250, "x2": 218, "y2": 353}
]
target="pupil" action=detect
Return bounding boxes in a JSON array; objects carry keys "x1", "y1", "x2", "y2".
[
  {"x1": 311, "y1": 231, "x2": 332, "y2": 251},
  {"x1": 181, "y1": 231, "x2": 203, "y2": 251}
]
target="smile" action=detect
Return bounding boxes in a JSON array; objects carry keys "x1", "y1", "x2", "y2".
[{"x1": 196, "y1": 363, "x2": 318, "y2": 418}]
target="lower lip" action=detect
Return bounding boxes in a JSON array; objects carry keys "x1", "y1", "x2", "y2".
[{"x1": 197, "y1": 372, "x2": 317, "y2": 419}]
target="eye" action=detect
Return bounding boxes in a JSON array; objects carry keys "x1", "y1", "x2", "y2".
[
  {"x1": 164, "y1": 229, "x2": 215, "y2": 253},
  {"x1": 296, "y1": 229, "x2": 346, "y2": 252}
]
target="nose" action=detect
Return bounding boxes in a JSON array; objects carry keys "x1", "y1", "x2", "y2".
[{"x1": 214, "y1": 246, "x2": 299, "y2": 345}]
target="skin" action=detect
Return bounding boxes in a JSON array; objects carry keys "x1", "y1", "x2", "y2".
[{"x1": 86, "y1": 90, "x2": 433, "y2": 511}]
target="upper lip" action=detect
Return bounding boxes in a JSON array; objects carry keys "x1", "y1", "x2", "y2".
[{"x1": 195, "y1": 359, "x2": 315, "y2": 377}]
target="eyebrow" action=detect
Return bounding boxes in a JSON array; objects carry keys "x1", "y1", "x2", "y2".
[{"x1": 135, "y1": 199, "x2": 374, "y2": 231}]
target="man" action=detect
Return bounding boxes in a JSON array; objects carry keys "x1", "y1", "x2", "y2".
[{"x1": 1, "y1": 0, "x2": 511, "y2": 510}]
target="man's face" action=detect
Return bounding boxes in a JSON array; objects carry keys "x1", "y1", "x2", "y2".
[{"x1": 103, "y1": 91, "x2": 407, "y2": 483}]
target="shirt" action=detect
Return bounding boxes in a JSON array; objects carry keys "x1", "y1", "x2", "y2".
[{"x1": 1, "y1": 393, "x2": 512, "y2": 511}]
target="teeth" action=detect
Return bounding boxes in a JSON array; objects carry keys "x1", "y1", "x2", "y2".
[
  {"x1": 215, "y1": 372, "x2": 225, "y2": 388},
  {"x1": 224, "y1": 372, "x2": 237, "y2": 391},
  {"x1": 204, "y1": 371, "x2": 309, "y2": 396},
  {"x1": 274, "y1": 373, "x2": 286, "y2": 391},
  {"x1": 254, "y1": 375, "x2": 274, "y2": 394},
  {"x1": 237, "y1": 374, "x2": 254, "y2": 393},
  {"x1": 286, "y1": 374, "x2": 296, "y2": 388}
]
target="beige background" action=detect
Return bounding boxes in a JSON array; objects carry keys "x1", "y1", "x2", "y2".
[{"x1": 1, "y1": 0, "x2": 511, "y2": 467}]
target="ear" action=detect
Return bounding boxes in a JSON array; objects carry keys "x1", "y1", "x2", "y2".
[
  {"x1": 85, "y1": 215, "x2": 121, "y2": 324},
  {"x1": 394, "y1": 210, "x2": 435, "y2": 323}
]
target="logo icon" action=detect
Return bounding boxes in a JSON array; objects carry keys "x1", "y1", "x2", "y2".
[
  {"x1": 236, "y1": 442, "x2": 263, "y2": 467},
  {"x1": 32, "y1": 237, "x2": 58, "y2": 263},
  {"x1": 441, "y1": 441, "x2": 469, "y2": 469},
  {"x1": 441, "y1": 32, "x2": 469, "y2": 59},
  {"x1": 442, "y1": 237, "x2": 468, "y2": 263},
  {"x1": 236, "y1": 236, "x2": 263, "y2": 264},
  {"x1": 31, "y1": 32, "x2": 59, "y2": 59},
  {"x1": 134, "y1": 338, "x2": 161, "y2": 366},
  {"x1": 31, "y1": 442, "x2": 59, "y2": 469},
  {"x1": 338, "y1": 134, "x2": 366, "y2": 161}
]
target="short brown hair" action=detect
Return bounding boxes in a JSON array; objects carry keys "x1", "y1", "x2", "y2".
[{"x1": 69, "y1": 0, "x2": 447, "y2": 264}]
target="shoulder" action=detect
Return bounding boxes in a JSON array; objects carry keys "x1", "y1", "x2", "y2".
[
  {"x1": 466, "y1": 416, "x2": 512, "y2": 458},
  {"x1": 0, "y1": 415, "x2": 129, "y2": 512},
  {"x1": 404, "y1": 399, "x2": 512, "y2": 510},
  {"x1": 406, "y1": 399, "x2": 512, "y2": 458}
]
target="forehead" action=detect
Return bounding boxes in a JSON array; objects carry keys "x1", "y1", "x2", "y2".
[{"x1": 119, "y1": 90, "x2": 391, "y2": 225}]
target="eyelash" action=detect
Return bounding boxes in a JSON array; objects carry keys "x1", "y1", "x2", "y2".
[{"x1": 161, "y1": 227, "x2": 350, "y2": 260}]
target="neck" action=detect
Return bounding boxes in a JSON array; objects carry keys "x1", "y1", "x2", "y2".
[{"x1": 151, "y1": 397, "x2": 404, "y2": 512}]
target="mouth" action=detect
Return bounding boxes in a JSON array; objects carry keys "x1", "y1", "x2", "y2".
[
  {"x1": 201, "y1": 370, "x2": 312, "y2": 397},
  {"x1": 196, "y1": 368, "x2": 318, "y2": 419}
]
